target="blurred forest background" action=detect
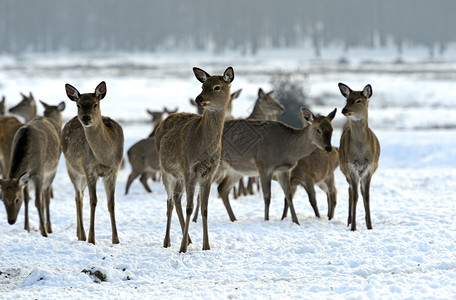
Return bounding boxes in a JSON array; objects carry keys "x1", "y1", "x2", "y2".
[{"x1": 1, "y1": 0, "x2": 455, "y2": 58}]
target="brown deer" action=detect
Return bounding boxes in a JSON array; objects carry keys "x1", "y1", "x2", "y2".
[
  {"x1": 338, "y1": 83, "x2": 380, "y2": 231},
  {"x1": 147, "y1": 107, "x2": 178, "y2": 136},
  {"x1": 155, "y1": 67, "x2": 234, "y2": 252},
  {"x1": 62, "y1": 81, "x2": 124, "y2": 244},
  {"x1": 284, "y1": 146, "x2": 339, "y2": 220},
  {"x1": 217, "y1": 108, "x2": 336, "y2": 224},
  {"x1": 0, "y1": 101, "x2": 65, "y2": 236},
  {"x1": 9, "y1": 92, "x2": 37, "y2": 122}
]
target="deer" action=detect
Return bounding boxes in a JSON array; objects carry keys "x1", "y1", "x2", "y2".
[
  {"x1": 192, "y1": 88, "x2": 285, "y2": 223},
  {"x1": 236, "y1": 88, "x2": 285, "y2": 198},
  {"x1": 190, "y1": 88, "x2": 241, "y2": 120},
  {"x1": 338, "y1": 83, "x2": 380, "y2": 231},
  {"x1": 9, "y1": 92, "x2": 37, "y2": 122},
  {"x1": 147, "y1": 107, "x2": 177, "y2": 136},
  {"x1": 0, "y1": 93, "x2": 38, "y2": 178},
  {"x1": 0, "y1": 100, "x2": 65, "y2": 236},
  {"x1": 216, "y1": 107, "x2": 336, "y2": 224},
  {"x1": 62, "y1": 81, "x2": 124, "y2": 244},
  {"x1": 283, "y1": 146, "x2": 339, "y2": 220},
  {"x1": 154, "y1": 66, "x2": 234, "y2": 253}
]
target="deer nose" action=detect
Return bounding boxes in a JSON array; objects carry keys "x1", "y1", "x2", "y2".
[
  {"x1": 342, "y1": 108, "x2": 348, "y2": 115},
  {"x1": 195, "y1": 95, "x2": 203, "y2": 105},
  {"x1": 81, "y1": 115, "x2": 91, "y2": 124},
  {"x1": 8, "y1": 219, "x2": 16, "y2": 225},
  {"x1": 325, "y1": 146, "x2": 332, "y2": 153}
]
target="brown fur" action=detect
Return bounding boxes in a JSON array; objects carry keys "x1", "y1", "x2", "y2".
[
  {"x1": 338, "y1": 83, "x2": 380, "y2": 231},
  {"x1": 62, "y1": 81, "x2": 124, "y2": 244}
]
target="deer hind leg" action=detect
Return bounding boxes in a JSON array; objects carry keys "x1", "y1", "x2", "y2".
[
  {"x1": 277, "y1": 171, "x2": 299, "y2": 225},
  {"x1": 162, "y1": 173, "x2": 177, "y2": 248},
  {"x1": 24, "y1": 186, "x2": 30, "y2": 232},
  {"x1": 104, "y1": 175, "x2": 120, "y2": 244},
  {"x1": 324, "y1": 174, "x2": 337, "y2": 220},
  {"x1": 281, "y1": 182, "x2": 298, "y2": 219},
  {"x1": 44, "y1": 186, "x2": 52, "y2": 233},
  {"x1": 34, "y1": 179, "x2": 48, "y2": 237},
  {"x1": 361, "y1": 175, "x2": 373, "y2": 230},
  {"x1": 124, "y1": 170, "x2": 139, "y2": 195},
  {"x1": 259, "y1": 172, "x2": 273, "y2": 221},
  {"x1": 303, "y1": 180, "x2": 320, "y2": 218},
  {"x1": 139, "y1": 173, "x2": 152, "y2": 193},
  {"x1": 179, "y1": 176, "x2": 197, "y2": 253},
  {"x1": 192, "y1": 195, "x2": 200, "y2": 223},
  {"x1": 217, "y1": 173, "x2": 240, "y2": 222}
]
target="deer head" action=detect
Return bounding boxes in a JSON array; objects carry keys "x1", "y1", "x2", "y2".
[
  {"x1": 301, "y1": 108, "x2": 336, "y2": 153},
  {"x1": 0, "y1": 172, "x2": 29, "y2": 225},
  {"x1": 338, "y1": 83, "x2": 372, "y2": 122}
]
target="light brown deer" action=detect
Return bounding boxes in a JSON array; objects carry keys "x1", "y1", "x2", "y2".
[
  {"x1": 338, "y1": 83, "x2": 380, "y2": 231},
  {"x1": 147, "y1": 107, "x2": 178, "y2": 136},
  {"x1": 62, "y1": 81, "x2": 124, "y2": 244},
  {"x1": 284, "y1": 146, "x2": 339, "y2": 220},
  {"x1": 217, "y1": 108, "x2": 336, "y2": 224},
  {"x1": 155, "y1": 67, "x2": 234, "y2": 252},
  {"x1": 9, "y1": 92, "x2": 37, "y2": 122},
  {"x1": 0, "y1": 101, "x2": 65, "y2": 236}
]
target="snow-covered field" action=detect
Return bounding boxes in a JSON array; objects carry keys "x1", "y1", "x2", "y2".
[{"x1": 0, "y1": 48, "x2": 456, "y2": 299}]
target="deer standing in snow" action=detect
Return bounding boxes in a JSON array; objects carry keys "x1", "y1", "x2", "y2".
[
  {"x1": 62, "y1": 81, "x2": 124, "y2": 244},
  {"x1": 338, "y1": 83, "x2": 380, "y2": 231},
  {"x1": 155, "y1": 67, "x2": 234, "y2": 252},
  {"x1": 0, "y1": 100, "x2": 64, "y2": 236}
]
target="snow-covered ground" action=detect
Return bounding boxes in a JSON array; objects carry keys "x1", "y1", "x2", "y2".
[{"x1": 0, "y1": 48, "x2": 455, "y2": 299}]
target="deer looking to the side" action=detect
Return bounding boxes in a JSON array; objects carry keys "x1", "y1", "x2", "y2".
[
  {"x1": 217, "y1": 108, "x2": 336, "y2": 224},
  {"x1": 155, "y1": 67, "x2": 234, "y2": 253},
  {"x1": 338, "y1": 83, "x2": 380, "y2": 231},
  {"x1": 9, "y1": 92, "x2": 37, "y2": 122},
  {"x1": 0, "y1": 100, "x2": 65, "y2": 236},
  {"x1": 62, "y1": 81, "x2": 124, "y2": 244}
]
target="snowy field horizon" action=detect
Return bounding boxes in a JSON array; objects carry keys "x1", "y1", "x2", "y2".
[{"x1": 0, "y1": 47, "x2": 455, "y2": 299}]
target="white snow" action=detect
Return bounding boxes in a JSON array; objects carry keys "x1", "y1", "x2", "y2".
[{"x1": 0, "y1": 48, "x2": 456, "y2": 299}]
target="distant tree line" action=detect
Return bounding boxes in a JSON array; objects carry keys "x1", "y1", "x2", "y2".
[{"x1": 1, "y1": 0, "x2": 455, "y2": 57}]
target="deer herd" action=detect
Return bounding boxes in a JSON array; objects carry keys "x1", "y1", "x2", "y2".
[{"x1": 0, "y1": 67, "x2": 380, "y2": 253}]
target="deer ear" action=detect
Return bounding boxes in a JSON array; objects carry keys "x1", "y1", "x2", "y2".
[
  {"x1": 258, "y1": 88, "x2": 265, "y2": 98},
  {"x1": 65, "y1": 84, "x2": 80, "y2": 102},
  {"x1": 57, "y1": 101, "x2": 66, "y2": 112},
  {"x1": 231, "y1": 89, "x2": 242, "y2": 100},
  {"x1": 300, "y1": 107, "x2": 314, "y2": 124},
  {"x1": 39, "y1": 100, "x2": 50, "y2": 109},
  {"x1": 222, "y1": 67, "x2": 234, "y2": 84},
  {"x1": 327, "y1": 108, "x2": 337, "y2": 121},
  {"x1": 18, "y1": 172, "x2": 30, "y2": 187},
  {"x1": 95, "y1": 81, "x2": 107, "y2": 100},
  {"x1": 338, "y1": 83, "x2": 352, "y2": 98},
  {"x1": 193, "y1": 67, "x2": 210, "y2": 83},
  {"x1": 362, "y1": 84, "x2": 372, "y2": 98}
]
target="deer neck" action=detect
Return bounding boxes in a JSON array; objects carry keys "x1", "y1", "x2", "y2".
[
  {"x1": 287, "y1": 126, "x2": 318, "y2": 161},
  {"x1": 247, "y1": 104, "x2": 265, "y2": 119},
  {"x1": 82, "y1": 120, "x2": 116, "y2": 165},
  {"x1": 346, "y1": 114, "x2": 370, "y2": 141},
  {"x1": 198, "y1": 108, "x2": 227, "y2": 149}
]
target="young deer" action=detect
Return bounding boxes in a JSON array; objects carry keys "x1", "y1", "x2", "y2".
[
  {"x1": 155, "y1": 67, "x2": 234, "y2": 252},
  {"x1": 285, "y1": 146, "x2": 339, "y2": 220},
  {"x1": 0, "y1": 101, "x2": 65, "y2": 236},
  {"x1": 338, "y1": 83, "x2": 380, "y2": 231},
  {"x1": 217, "y1": 108, "x2": 336, "y2": 224},
  {"x1": 62, "y1": 81, "x2": 124, "y2": 244},
  {"x1": 9, "y1": 92, "x2": 37, "y2": 122}
]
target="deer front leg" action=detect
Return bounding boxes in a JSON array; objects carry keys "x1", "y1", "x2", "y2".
[
  {"x1": 179, "y1": 176, "x2": 196, "y2": 253},
  {"x1": 104, "y1": 175, "x2": 119, "y2": 244},
  {"x1": 87, "y1": 179, "x2": 98, "y2": 244},
  {"x1": 349, "y1": 178, "x2": 359, "y2": 231},
  {"x1": 361, "y1": 175, "x2": 373, "y2": 230},
  {"x1": 174, "y1": 181, "x2": 192, "y2": 245},
  {"x1": 277, "y1": 171, "x2": 299, "y2": 225},
  {"x1": 162, "y1": 174, "x2": 176, "y2": 248},
  {"x1": 303, "y1": 180, "x2": 320, "y2": 218},
  {"x1": 199, "y1": 180, "x2": 212, "y2": 251}
]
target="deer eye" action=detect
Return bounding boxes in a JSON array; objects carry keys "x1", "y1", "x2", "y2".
[
  {"x1": 15, "y1": 199, "x2": 19, "y2": 204},
  {"x1": 77, "y1": 104, "x2": 81, "y2": 109},
  {"x1": 316, "y1": 129, "x2": 322, "y2": 135},
  {"x1": 214, "y1": 86, "x2": 221, "y2": 91},
  {"x1": 356, "y1": 99, "x2": 363, "y2": 104},
  {"x1": 93, "y1": 103, "x2": 98, "y2": 109}
]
